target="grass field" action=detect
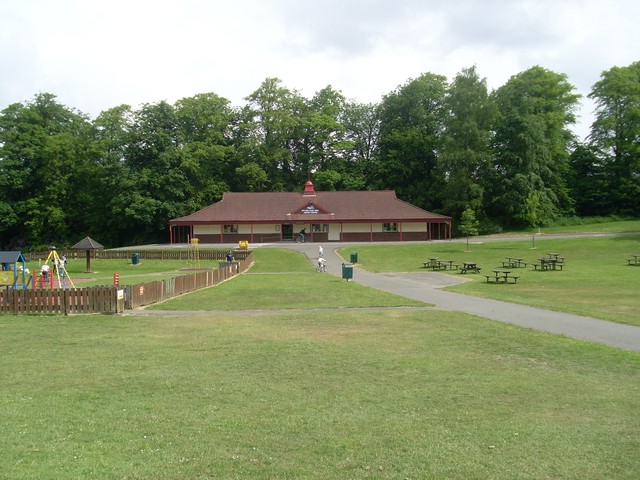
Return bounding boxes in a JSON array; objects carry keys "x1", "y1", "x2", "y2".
[
  {"x1": 2, "y1": 311, "x2": 639, "y2": 479},
  {"x1": 2, "y1": 223, "x2": 639, "y2": 478},
  {"x1": 339, "y1": 234, "x2": 640, "y2": 326},
  {"x1": 148, "y1": 248, "x2": 428, "y2": 311},
  {"x1": 26, "y1": 258, "x2": 208, "y2": 288}
]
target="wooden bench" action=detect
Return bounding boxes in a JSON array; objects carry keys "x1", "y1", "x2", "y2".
[
  {"x1": 485, "y1": 275, "x2": 519, "y2": 284},
  {"x1": 502, "y1": 261, "x2": 528, "y2": 268},
  {"x1": 532, "y1": 262, "x2": 563, "y2": 271}
]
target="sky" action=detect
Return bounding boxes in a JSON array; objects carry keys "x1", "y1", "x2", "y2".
[{"x1": 1, "y1": 0, "x2": 638, "y2": 141}]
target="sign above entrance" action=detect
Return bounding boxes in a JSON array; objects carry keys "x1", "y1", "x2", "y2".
[
  {"x1": 292, "y1": 202, "x2": 331, "y2": 215},
  {"x1": 301, "y1": 205, "x2": 320, "y2": 214}
]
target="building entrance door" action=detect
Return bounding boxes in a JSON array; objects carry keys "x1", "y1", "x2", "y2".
[
  {"x1": 282, "y1": 224, "x2": 293, "y2": 241},
  {"x1": 328, "y1": 224, "x2": 341, "y2": 241}
]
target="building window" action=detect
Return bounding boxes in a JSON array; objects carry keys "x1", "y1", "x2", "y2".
[
  {"x1": 223, "y1": 224, "x2": 238, "y2": 234},
  {"x1": 312, "y1": 224, "x2": 328, "y2": 233},
  {"x1": 383, "y1": 222, "x2": 398, "y2": 232}
]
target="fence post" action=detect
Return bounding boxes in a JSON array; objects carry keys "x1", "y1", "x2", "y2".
[{"x1": 124, "y1": 285, "x2": 132, "y2": 310}]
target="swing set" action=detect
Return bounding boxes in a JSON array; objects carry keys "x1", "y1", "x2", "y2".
[{"x1": 35, "y1": 247, "x2": 75, "y2": 290}]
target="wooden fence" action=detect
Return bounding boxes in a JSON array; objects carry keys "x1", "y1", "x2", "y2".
[
  {"x1": 23, "y1": 249, "x2": 251, "y2": 262},
  {"x1": 0, "y1": 287, "x2": 122, "y2": 315},
  {"x1": 124, "y1": 257, "x2": 251, "y2": 309},
  {"x1": 0, "y1": 254, "x2": 252, "y2": 315}
]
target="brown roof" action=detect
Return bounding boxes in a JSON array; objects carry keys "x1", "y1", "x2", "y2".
[
  {"x1": 170, "y1": 190, "x2": 450, "y2": 224},
  {"x1": 71, "y1": 236, "x2": 104, "y2": 250}
]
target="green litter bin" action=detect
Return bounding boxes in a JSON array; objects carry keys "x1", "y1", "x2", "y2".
[
  {"x1": 131, "y1": 253, "x2": 140, "y2": 265},
  {"x1": 350, "y1": 251, "x2": 358, "y2": 263},
  {"x1": 342, "y1": 262, "x2": 353, "y2": 280}
]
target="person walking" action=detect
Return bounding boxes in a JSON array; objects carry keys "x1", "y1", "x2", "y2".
[{"x1": 318, "y1": 245, "x2": 323, "y2": 258}]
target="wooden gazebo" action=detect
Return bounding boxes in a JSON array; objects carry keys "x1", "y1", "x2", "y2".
[{"x1": 71, "y1": 237, "x2": 104, "y2": 273}]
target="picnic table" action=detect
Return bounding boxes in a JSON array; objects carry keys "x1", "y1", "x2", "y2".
[
  {"x1": 460, "y1": 261, "x2": 481, "y2": 274},
  {"x1": 533, "y1": 257, "x2": 564, "y2": 271},
  {"x1": 439, "y1": 260, "x2": 458, "y2": 270},
  {"x1": 627, "y1": 254, "x2": 640, "y2": 266},
  {"x1": 502, "y1": 257, "x2": 528, "y2": 268},
  {"x1": 485, "y1": 269, "x2": 519, "y2": 284},
  {"x1": 423, "y1": 258, "x2": 441, "y2": 270},
  {"x1": 422, "y1": 258, "x2": 458, "y2": 271}
]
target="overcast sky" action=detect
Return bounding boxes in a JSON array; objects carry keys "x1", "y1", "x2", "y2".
[{"x1": 1, "y1": 0, "x2": 638, "y2": 140}]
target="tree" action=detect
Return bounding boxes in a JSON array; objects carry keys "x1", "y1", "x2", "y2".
[
  {"x1": 373, "y1": 73, "x2": 448, "y2": 210},
  {"x1": 588, "y1": 61, "x2": 640, "y2": 215},
  {"x1": 241, "y1": 78, "x2": 308, "y2": 190},
  {"x1": 487, "y1": 66, "x2": 580, "y2": 227},
  {"x1": 567, "y1": 144, "x2": 611, "y2": 215},
  {"x1": 0, "y1": 93, "x2": 91, "y2": 248},
  {"x1": 234, "y1": 162, "x2": 269, "y2": 192},
  {"x1": 459, "y1": 207, "x2": 479, "y2": 252},
  {"x1": 174, "y1": 93, "x2": 235, "y2": 208},
  {"x1": 305, "y1": 85, "x2": 350, "y2": 172},
  {"x1": 439, "y1": 66, "x2": 496, "y2": 227},
  {"x1": 342, "y1": 101, "x2": 380, "y2": 164}
]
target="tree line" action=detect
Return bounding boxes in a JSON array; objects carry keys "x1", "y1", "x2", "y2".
[{"x1": 1, "y1": 62, "x2": 638, "y2": 249}]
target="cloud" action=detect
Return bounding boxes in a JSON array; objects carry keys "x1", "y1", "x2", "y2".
[{"x1": 1, "y1": 0, "x2": 638, "y2": 141}]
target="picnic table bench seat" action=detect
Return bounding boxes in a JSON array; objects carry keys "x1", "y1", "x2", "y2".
[
  {"x1": 501, "y1": 260, "x2": 528, "y2": 268},
  {"x1": 485, "y1": 275, "x2": 519, "y2": 284},
  {"x1": 532, "y1": 262, "x2": 563, "y2": 271},
  {"x1": 422, "y1": 261, "x2": 459, "y2": 271}
]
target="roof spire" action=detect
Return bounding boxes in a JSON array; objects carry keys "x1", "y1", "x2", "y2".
[{"x1": 303, "y1": 174, "x2": 316, "y2": 196}]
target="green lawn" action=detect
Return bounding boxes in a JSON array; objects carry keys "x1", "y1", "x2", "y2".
[
  {"x1": 3, "y1": 225, "x2": 639, "y2": 478},
  {"x1": 339, "y1": 234, "x2": 640, "y2": 326},
  {"x1": 1, "y1": 311, "x2": 638, "y2": 479},
  {"x1": 24, "y1": 258, "x2": 210, "y2": 288},
  {"x1": 512, "y1": 218, "x2": 640, "y2": 235},
  {"x1": 148, "y1": 248, "x2": 428, "y2": 311}
]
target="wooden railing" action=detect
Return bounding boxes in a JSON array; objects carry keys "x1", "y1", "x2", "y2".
[
  {"x1": 0, "y1": 254, "x2": 253, "y2": 315},
  {"x1": 23, "y1": 249, "x2": 251, "y2": 262},
  {"x1": 0, "y1": 287, "x2": 122, "y2": 315},
  {"x1": 124, "y1": 257, "x2": 251, "y2": 309}
]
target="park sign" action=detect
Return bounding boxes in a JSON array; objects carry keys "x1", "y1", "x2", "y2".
[{"x1": 300, "y1": 204, "x2": 321, "y2": 214}]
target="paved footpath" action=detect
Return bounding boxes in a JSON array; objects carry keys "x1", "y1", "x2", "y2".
[{"x1": 285, "y1": 243, "x2": 640, "y2": 352}]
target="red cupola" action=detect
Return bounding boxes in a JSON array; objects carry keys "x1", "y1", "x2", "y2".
[{"x1": 303, "y1": 176, "x2": 316, "y2": 196}]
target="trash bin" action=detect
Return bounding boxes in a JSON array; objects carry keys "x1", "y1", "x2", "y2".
[
  {"x1": 342, "y1": 262, "x2": 353, "y2": 280},
  {"x1": 131, "y1": 253, "x2": 140, "y2": 265},
  {"x1": 350, "y1": 251, "x2": 358, "y2": 263}
]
